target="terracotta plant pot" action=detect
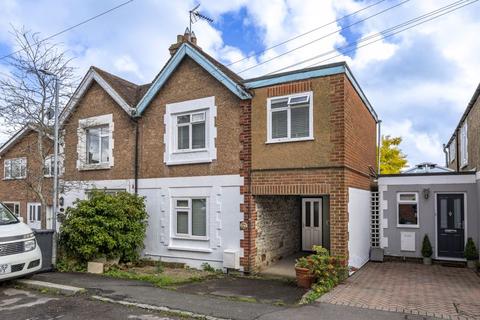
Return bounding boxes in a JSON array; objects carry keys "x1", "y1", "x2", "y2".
[{"x1": 295, "y1": 267, "x2": 315, "y2": 289}]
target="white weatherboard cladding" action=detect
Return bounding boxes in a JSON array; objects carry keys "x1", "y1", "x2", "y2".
[
  {"x1": 61, "y1": 175, "x2": 244, "y2": 270},
  {"x1": 139, "y1": 175, "x2": 243, "y2": 270},
  {"x1": 347, "y1": 187, "x2": 371, "y2": 269}
]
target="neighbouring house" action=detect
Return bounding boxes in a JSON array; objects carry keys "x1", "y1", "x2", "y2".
[
  {"x1": 59, "y1": 30, "x2": 379, "y2": 272},
  {"x1": 378, "y1": 165, "x2": 478, "y2": 261},
  {"x1": 445, "y1": 83, "x2": 480, "y2": 172},
  {"x1": 0, "y1": 125, "x2": 54, "y2": 229},
  {"x1": 376, "y1": 84, "x2": 480, "y2": 262}
]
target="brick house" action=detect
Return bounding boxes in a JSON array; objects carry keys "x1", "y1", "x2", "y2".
[
  {"x1": 445, "y1": 83, "x2": 480, "y2": 171},
  {"x1": 60, "y1": 31, "x2": 378, "y2": 272},
  {"x1": 0, "y1": 125, "x2": 54, "y2": 229}
]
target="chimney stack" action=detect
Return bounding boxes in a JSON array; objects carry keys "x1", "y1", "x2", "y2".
[{"x1": 168, "y1": 28, "x2": 199, "y2": 56}]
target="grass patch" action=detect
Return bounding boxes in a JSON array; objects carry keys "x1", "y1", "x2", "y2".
[{"x1": 104, "y1": 262, "x2": 221, "y2": 288}]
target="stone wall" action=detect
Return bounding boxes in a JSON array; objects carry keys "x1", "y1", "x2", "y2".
[{"x1": 254, "y1": 196, "x2": 301, "y2": 270}]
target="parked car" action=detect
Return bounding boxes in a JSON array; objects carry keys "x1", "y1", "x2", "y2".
[{"x1": 0, "y1": 203, "x2": 42, "y2": 281}]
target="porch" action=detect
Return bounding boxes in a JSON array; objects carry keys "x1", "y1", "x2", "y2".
[{"x1": 254, "y1": 195, "x2": 330, "y2": 273}]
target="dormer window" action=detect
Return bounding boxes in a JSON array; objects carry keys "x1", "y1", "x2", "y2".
[{"x1": 267, "y1": 92, "x2": 313, "y2": 143}]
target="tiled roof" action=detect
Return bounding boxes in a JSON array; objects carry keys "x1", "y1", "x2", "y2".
[{"x1": 91, "y1": 67, "x2": 148, "y2": 107}]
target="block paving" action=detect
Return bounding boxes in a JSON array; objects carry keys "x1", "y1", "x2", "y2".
[{"x1": 319, "y1": 262, "x2": 480, "y2": 319}]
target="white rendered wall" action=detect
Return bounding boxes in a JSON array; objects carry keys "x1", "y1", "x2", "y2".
[
  {"x1": 348, "y1": 187, "x2": 371, "y2": 269},
  {"x1": 62, "y1": 175, "x2": 244, "y2": 270}
]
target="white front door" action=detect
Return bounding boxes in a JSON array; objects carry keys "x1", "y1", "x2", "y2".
[
  {"x1": 302, "y1": 198, "x2": 322, "y2": 251},
  {"x1": 27, "y1": 203, "x2": 42, "y2": 229}
]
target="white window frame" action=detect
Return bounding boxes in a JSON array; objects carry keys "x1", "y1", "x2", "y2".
[
  {"x1": 164, "y1": 96, "x2": 217, "y2": 165},
  {"x1": 4, "y1": 157, "x2": 27, "y2": 180},
  {"x1": 4, "y1": 201, "x2": 20, "y2": 216},
  {"x1": 266, "y1": 91, "x2": 314, "y2": 144},
  {"x1": 77, "y1": 114, "x2": 114, "y2": 170},
  {"x1": 460, "y1": 123, "x2": 468, "y2": 167},
  {"x1": 174, "y1": 111, "x2": 207, "y2": 153},
  {"x1": 172, "y1": 197, "x2": 209, "y2": 240},
  {"x1": 397, "y1": 192, "x2": 419, "y2": 228},
  {"x1": 448, "y1": 139, "x2": 456, "y2": 163}
]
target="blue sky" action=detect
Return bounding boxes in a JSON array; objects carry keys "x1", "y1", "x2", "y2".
[{"x1": 0, "y1": 0, "x2": 479, "y2": 168}]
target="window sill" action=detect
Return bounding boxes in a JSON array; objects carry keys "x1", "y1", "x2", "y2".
[
  {"x1": 3, "y1": 177, "x2": 26, "y2": 181},
  {"x1": 172, "y1": 148, "x2": 208, "y2": 155},
  {"x1": 397, "y1": 224, "x2": 419, "y2": 229},
  {"x1": 166, "y1": 158, "x2": 213, "y2": 166},
  {"x1": 172, "y1": 235, "x2": 209, "y2": 241},
  {"x1": 79, "y1": 163, "x2": 112, "y2": 171},
  {"x1": 167, "y1": 246, "x2": 212, "y2": 253},
  {"x1": 266, "y1": 137, "x2": 314, "y2": 144}
]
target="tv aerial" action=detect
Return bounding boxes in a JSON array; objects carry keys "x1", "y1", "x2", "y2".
[{"x1": 189, "y1": 4, "x2": 213, "y2": 38}]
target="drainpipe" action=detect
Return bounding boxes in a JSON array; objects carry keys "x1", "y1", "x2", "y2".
[
  {"x1": 133, "y1": 116, "x2": 139, "y2": 195},
  {"x1": 456, "y1": 131, "x2": 460, "y2": 172},
  {"x1": 377, "y1": 120, "x2": 382, "y2": 175},
  {"x1": 442, "y1": 143, "x2": 448, "y2": 167}
]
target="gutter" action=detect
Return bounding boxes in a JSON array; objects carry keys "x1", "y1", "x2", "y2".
[{"x1": 132, "y1": 116, "x2": 140, "y2": 195}]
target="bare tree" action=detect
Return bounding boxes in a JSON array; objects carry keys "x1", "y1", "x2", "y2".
[{"x1": 0, "y1": 27, "x2": 76, "y2": 228}]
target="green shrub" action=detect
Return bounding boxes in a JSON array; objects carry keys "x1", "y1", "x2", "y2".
[
  {"x1": 59, "y1": 191, "x2": 148, "y2": 263},
  {"x1": 465, "y1": 237, "x2": 479, "y2": 261},
  {"x1": 421, "y1": 235, "x2": 433, "y2": 258},
  {"x1": 300, "y1": 246, "x2": 349, "y2": 303}
]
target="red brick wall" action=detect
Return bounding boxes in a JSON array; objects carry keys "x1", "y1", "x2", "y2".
[{"x1": 0, "y1": 129, "x2": 53, "y2": 228}]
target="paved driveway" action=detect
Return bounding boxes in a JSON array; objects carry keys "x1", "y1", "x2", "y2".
[{"x1": 319, "y1": 262, "x2": 480, "y2": 320}]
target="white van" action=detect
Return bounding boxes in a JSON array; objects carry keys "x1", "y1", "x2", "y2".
[{"x1": 0, "y1": 203, "x2": 42, "y2": 281}]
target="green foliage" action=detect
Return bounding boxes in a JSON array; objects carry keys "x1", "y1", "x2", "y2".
[
  {"x1": 465, "y1": 237, "x2": 479, "y2": 261},
  {"x1": 298, "y1": 246, "x2": 349, "y2": 303},
  {"x1": 421, "y1": 235, "x2": 433, "y2": 258},
  {"x1": 201, "y1": 263, "x2": 216, "y2": 272},
  {"x1": 59, "y1": 191, "x2": 148, "y2": 263},
  {"x1": 55, "y1": 255, "x2": 87, "y2": 272},
  {"x1": 378, "y1": 135, "x2": 408, "y2": 174}
]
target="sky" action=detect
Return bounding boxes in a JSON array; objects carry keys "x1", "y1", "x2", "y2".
[{"x1": 0, "y1": 0, "x2": 479, "y2": 168}]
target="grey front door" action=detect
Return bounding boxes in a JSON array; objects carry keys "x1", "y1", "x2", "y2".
[{"x1": 437, "y1": 194, "x2": 464, "y2": 258}]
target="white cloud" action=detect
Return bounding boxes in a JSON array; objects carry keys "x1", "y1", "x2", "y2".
[{"x1": 0, "y1": 0, "x2": 478, "y2": 168}]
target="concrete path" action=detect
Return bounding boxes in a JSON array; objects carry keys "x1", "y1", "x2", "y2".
[
  {"x1": 319, "y1": 262, "x2": 480, "y2": 320},
  {"x1": 260, "y1": 252, "x2": 307, "y2": 279},
  {"x1": 30, "y1": 271, "x2": 440, "y2": 320},
  {"x1": 0, "y1": 285, "x2": 189, "y2": 320},
  {"x1": 32, "y1": 272, "x2": 286, "y2": 320}
]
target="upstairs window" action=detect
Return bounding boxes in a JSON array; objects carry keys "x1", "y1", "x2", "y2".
[
  {"x1": 164, "y1": 96, "x2": 216, "y2": 166},
  {"x1": 77, "y1": 114, "x2": 114, "y2": 170},
  {"x1": 176, "y1": 111, "x2": 206, "y2": 151},
  {"x1": 86, "y1": 125, "x2": 110, "y2": 164},
  {"x1": 4, "y1": 157, "x2": 27, "y2": 179},
  {"x1": 267, "y1": 92, "x2": 313, "y2": 143},
  {"x1": 460, "y1": 123, "x2": 468, "y2": 167},
  {"x1": 397, "y1": 192, "x2": 419, "y2": 227},
  {"x1": 44, "y1": 155, "x2": 61, "y2": 177},
  {"x1": 448, "y1": 140, "x2": 456, "y2": 163}
]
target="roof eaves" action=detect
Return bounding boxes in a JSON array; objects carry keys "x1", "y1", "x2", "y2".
[
  {"x1": 244, "y1": 61, "x2": 378, "y2": 122},
  {"x1": 446, "y1": 82, "x2": 480, "y2": 146},
  {"x1": 60, "y1": 68, "x2": 135, "y2": 126},
  {"x1": 135, "y1": 43, "x2": 252, "y2": 116}
]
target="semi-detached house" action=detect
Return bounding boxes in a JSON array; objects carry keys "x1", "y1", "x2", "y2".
[{"x1": 59, "y1": 31, "x2": 379, "y2": 272}]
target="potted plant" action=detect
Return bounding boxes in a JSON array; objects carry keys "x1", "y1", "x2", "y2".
[
  {"x1": 295, "y1": 256, "x2": 315, "y2": 289},
  {"x1": 464, "y1": 237, "x2": 478, "y2": 269},
  {"x1": 421, "y1": 235, "x2": 433, "y2": 265}
]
